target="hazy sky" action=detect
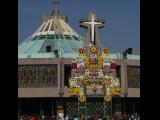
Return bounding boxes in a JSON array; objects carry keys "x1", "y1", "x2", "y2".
[{"x1": 18, "y1": 0, "x2": 140, "y2": 54}]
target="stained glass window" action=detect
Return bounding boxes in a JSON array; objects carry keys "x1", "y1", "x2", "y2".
[
  {"x1": 127, "y1": 66, "x2": 140, "y2": 88},
  {"x1": 18, "y1": 64, "x2": 57, "y2": 88}
]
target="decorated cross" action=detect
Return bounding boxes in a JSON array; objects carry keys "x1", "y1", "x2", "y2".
[{"x1": 69, "y1": 11, "x2": 121, "y2": 119}]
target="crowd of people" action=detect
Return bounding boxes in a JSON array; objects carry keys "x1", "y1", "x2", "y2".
[
  {"x1": 111, "y1": 112, "x2": 140, "y2": 120},
  {"x1": 18, "y1": 114, "x2": 57, "y2": 120},
  {"x1": 18, "y1": 112, "x2": 140, "y2": 120}
]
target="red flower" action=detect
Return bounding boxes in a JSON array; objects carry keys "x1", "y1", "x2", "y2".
[
  {"x1": 71, "y1": 63, "x2": 77, "y2": 69},
  {"x1": 111, "y1": 63, "x2": 116, "y2": 69}
]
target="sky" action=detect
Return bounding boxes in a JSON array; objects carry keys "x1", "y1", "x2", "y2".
[{"x1": 18, "y1": 0, "x2": 140, "y2": 54}]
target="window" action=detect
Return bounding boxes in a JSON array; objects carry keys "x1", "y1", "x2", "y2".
[
  {"x1": 60, "y1": 34, "x2": 64, "y2": 39},
  {"x1": 39, "y1": 35, "x2": 46, "y2": 39},
  {"x1": 64, "y1": 35, "x2": 72, "y2": 40},
  {"x1": 46, "y1": 46, "x2": 51, "y2": 52},
  {"x1": 64, "y1": 65, "x2": 71, "y2": 87},
  {"x1": 72, "y1": 36, "x2": 79, "y2": 41},
  {"x1": 55, "y1": 34, "x2": 59, "y2": 39},
  {"x1": 18, "y1": 65, "x2": 58, "y2": 88},
  {"x1": 32, "y1": 36, "x2": 38, "y2": 40},
  {"x1": 46, "y1": 35, "x2": 55, "y2": 39},
  {"x1": 127, "y1": 66, "x2": 140, "y2": 88},
  {"x1": 116, "y1": 65, "x2": 121, "y2": 86},
  {"x1": 54, "y1": 50, "x2": 59, "y2": 57}
]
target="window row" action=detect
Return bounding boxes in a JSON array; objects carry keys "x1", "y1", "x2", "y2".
[
  {"x1": 18, "y1": 65, "x2": 140, "y2": 88},
  {"x1": 18, "y1": 65, "x2": 57, "y2": 88}
]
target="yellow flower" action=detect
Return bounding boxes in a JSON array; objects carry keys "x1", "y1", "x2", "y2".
[
  {"x1": 79, "y1": 95, "x2": 86, "y2": 102},
  {"x1": 104, "y1": 96, "x2": 111, "y2": 102},
  {"x1": 91, "y1": 46, "x2": 97, "y2": 53},
  {"x1": 99, "y1": 79, "x2": 106, "y2": 85},
  {"x1": 108, "y1": 87, "x2": 121, "y2": 96},
  {"x1": 68, "y1": 87, "x2": 80, "y2": 96}
]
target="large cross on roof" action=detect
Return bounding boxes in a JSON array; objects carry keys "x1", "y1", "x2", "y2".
[{"x1": 80, "y1": 11, "x2": 105, "y2": 46}]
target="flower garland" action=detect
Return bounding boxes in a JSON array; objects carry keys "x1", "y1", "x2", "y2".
[
  {"x1": 104, "y1": 95, "x2": 112, "y2": 102},
  {"x1": 103, "y1": 48, "x2": 109, "y2": 54},
  {"x1": 69, "y1": 45, "x2": 121, "y2": 104},
  {"x1": 91, "y1": 46, "x2": 97, "y2": 53},
  {"x1": 79, "y1": 48, "x2": 84, "y2": 54},
  {"x1": 79, "y1": 95, "x2": 86, "y2": 102},
  {"x1": 68, "y1": 87, "x2": 80, "y2": 96}
]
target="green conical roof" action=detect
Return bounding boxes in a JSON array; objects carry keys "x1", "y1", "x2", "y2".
[{"x1": 18, "y1": 3, "x2": 84, "y2": 59}]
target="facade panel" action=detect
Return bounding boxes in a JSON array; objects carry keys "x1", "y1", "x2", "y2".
[{"x1": 18, "y1": 64, "x2": 58, "y2": 88}]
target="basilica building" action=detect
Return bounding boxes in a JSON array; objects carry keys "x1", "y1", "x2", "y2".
[{"x1": 18, "y1": 2, "x2": 140, "y2": 119}]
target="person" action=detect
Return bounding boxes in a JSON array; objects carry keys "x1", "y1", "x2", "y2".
[
  {"x1": 93, "y1": 113, "x2": 98, "y2": 120},
  {"x1": 123, "y1": 112, "x2": 127, "y2": 120},
  {"x1": 58, "y1": 116, "x2": 61, "y2": 120},
  {"x1": 51, "y1": 115, "x2": 56, "y2": 120},
  {"x1": 65, "y1": 113, "x2": 69, "y2": 120},
  {"x1": 41, "y1": 115, "x2": 45, "y2": 120},
  {"x1": 30, "y1": 114, "x2": 35, "y2": 120},
  {"x1": 131, "y1": 114, "x2": 134, "y2": 120},
  {"x1": 79, "y1": 113, "x2": 83, "y2": 120},
  {"x1": 137, "y1": 114, "x2": 140, "y2": 120},
  {"x1": 87, "y1": 115, "x2": 91, "y2": 120},
  {"x1": 73, "y1": 114, "x2": 78, "y2": 120},
  {"x1": 21, "y1": 114, "x2": 26, "y2": 120}
]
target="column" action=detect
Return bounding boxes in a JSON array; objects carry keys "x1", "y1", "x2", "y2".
[
  {"x1": 121, "y1": 60, "x2": 128, "y2": 113},
  {"x1": 40, "y1": 100, "x2": 44, "y2": 115},
  {"x1": 18, "y1": 100, "x2": 21, "y2": 116},
  {"x1": 57, "y1": 62, "x2": 61, "y2": 96},
  {"x1": 120, "y1": 63, "x2": 125, "y2": 95},
  {"x1": 61, "y1": 59, "x2": 64, "y2": 94},
  {"x1": 52, "y1": 98, "x2": 54, "y2": 116},
  {"x1": 58, "y1": 58, "x2": 64, "y2": 97}
]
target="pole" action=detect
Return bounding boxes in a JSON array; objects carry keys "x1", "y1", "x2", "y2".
[
  {"x1": 78, "y1": 95, "x2": 79, "y2": 119},
  {"x1": 111, "y1": 98, "x2": 112, "y2": 119},
  {"x1": 85, "y1": 99, "x2": 87, "y2": 120},
  {"x1": 52, "y1": 98, "x2": 53, "y2": 116},
  {"x1": 123, "y1": 59, "x2": 128, "y2": 114},
  {"x1": 18, "y1": 100, "x2": 21, "y2": 116},
  {"x1": 103, "y1": 99, "x2": 105, "y2": 119},
  {"x1": 40, "y1": 100, "x2": 42, "y2": 115}
]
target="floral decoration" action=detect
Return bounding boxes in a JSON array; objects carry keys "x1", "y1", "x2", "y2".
[{"x1": 79, "y1": 48, "x2": 84, "y2": 54}]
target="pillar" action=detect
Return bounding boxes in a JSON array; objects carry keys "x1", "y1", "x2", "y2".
[
  {"x1": 58, "y1": 58, "x2": 64, "y2": 97},
  {"x1": 18, "y1": 100, "x2": 21, "y2": 116},
  {"x1": 121, "y1": 60, "x2": 128, "y2": 113},
  {"x1": 40, "y1": 100, "x2": 44, "y2": 115},
  {"x1": 52, "y1": 98, "x2": 54, "y2": 116}
]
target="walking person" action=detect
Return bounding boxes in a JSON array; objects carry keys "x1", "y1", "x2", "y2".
[{"x1": 65, "y1": 114, "x2": 69, "y2": 120}]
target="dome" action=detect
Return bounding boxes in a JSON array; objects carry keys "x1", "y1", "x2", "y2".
[{"x1": 18, "y1": 2, "x2": 84, "y2": 59}]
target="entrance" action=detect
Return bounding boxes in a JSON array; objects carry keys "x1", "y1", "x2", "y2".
[
  {"x1": 65, "y1": 97, "x2": 107, "y2": 119},
  {"x1": 19, "y1": 98, "x2": 57, "y2": 116},
  {"x1": 85, "y1": 97, "x2": 104, "y2": 119},
  {"x1": 20, "y1": 98, "x2": 40, "y2": 115}
]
